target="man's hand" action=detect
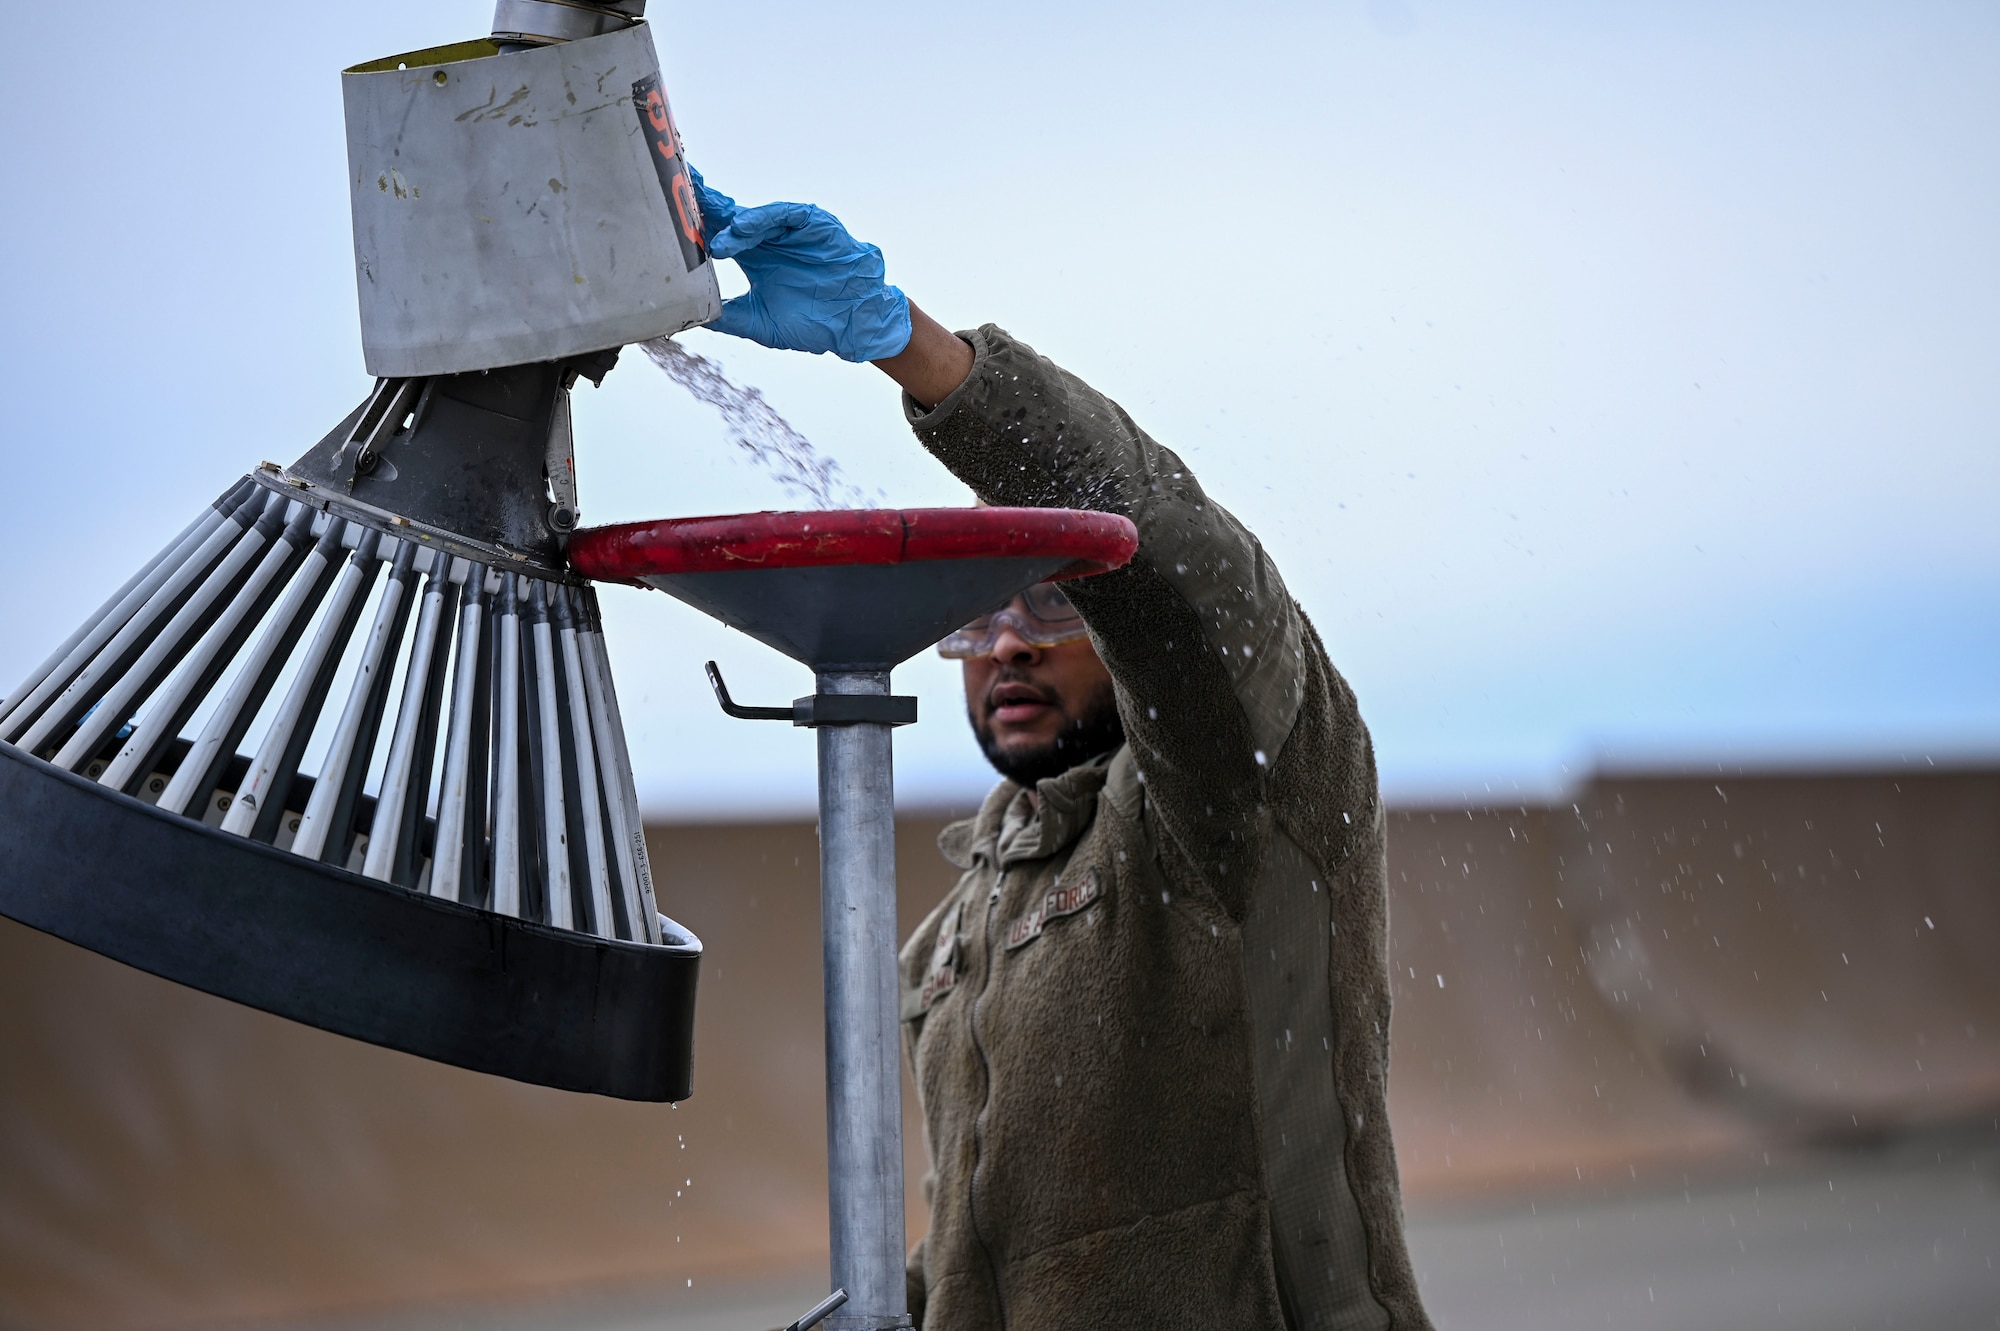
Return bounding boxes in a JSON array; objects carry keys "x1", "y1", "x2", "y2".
[
  {"x1": 691, "y1": 169, "x2": 974, "y2": 407},
  {"x1": 691, "y1": 169, "x2": 912, "y2": 362}
]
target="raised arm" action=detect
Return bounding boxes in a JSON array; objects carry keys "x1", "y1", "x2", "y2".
[
  {"x1": 689, "y1": 175, "x2": 1367, "y2": 910},
  {"x1": 899, "y1": 325, "x2": 1309, "y2": 911}
]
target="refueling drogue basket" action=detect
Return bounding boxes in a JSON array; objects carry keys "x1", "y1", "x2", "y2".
[{"x1": 0, "y1": 4, "x2": 721, "y2": 1102}]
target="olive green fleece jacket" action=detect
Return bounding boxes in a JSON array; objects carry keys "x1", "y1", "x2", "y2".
[{"x1": 896, "y1": 327, "x2": 1433, "y2": 1331}]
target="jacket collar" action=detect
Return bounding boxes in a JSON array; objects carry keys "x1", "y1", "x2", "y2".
[{"x1": 936, "y1": 748, "x2": 1120, "y2": 870}]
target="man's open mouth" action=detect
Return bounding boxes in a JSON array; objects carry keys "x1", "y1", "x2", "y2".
[{"x1": 987, "y1": 680, "x2": 1056, "y2": 725}]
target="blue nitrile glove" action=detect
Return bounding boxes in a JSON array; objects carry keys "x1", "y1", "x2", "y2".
[{"x1": 690, "y1": 168, "x2": 913, "y2": 363}]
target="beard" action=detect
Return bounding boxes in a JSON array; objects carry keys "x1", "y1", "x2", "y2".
[{"x1": 970, "y1": 672, "x2": 1127, "y2": 787}]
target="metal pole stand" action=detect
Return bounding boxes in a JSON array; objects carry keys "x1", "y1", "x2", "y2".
[
  {"x1": 816, "y1": 669, "x2": 913, "y2": 1329},
  {"x1": 706, "y1": 660, "x2": 917, "y2": 1327},
  {"x1": 569, "y1": 507, "x2": 1138, "y2": 1328}
]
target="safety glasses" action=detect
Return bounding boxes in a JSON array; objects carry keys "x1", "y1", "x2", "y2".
[{"x1": 936, "y1": 582, "x2": 1089, "y2": 658}]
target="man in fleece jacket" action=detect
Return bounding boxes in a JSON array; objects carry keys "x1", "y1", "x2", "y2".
[{"x1": 692, "y1": 174, "x2": 1433, "y2": 1331}]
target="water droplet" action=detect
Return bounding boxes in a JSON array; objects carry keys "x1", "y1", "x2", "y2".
[{"x1": 640, "y1": 338, "x2": 871, "y2": 507}]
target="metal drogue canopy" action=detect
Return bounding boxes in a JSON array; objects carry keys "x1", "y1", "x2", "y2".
[
  {"x1": 569, "y1": 506, "x2": 1138, "y2": 1331},
  {"x1": 0, "y1": 0, "x2": 720, "y2": 1104}
]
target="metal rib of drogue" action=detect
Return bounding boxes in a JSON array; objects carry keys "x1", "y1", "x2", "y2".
[
  {"x1": 291, "y1": 540, "x2": 418, "y2": 863},
  {"x1": 161, "y1": 516, "x2": 347, "y2": 817},
  {"x1": 223, "y1": 530, "x2": 385, "y2": 841},
  {"x1": 98, "y1": 502, "x2": 317, "y2": 795},
  {"x1": 320, "y1": 544, "x2": 425, "y2": 872},
  {"x1": 569, "y1": 593, "x2": 641, "y2": 941},
  {"x1": 525, "y1": 582, "x2": 573, "y2": 931},
  {"x1": 47, "y1": 490, "x2": 286, "y2": 771},
  {"x1": 362, "y1": 553, "x2": 460, "y2": 882},
  {"x1": 551, "y1": 586, "x2": 615, "y2": 937},
  {"x1": 0, "y1": 508, "x2": 211, "y2": 727},
  {"x1": 391, "y1": 558, "x2": 463, "y2": 889},
  {"x1": 15, "y1": 487, "x2": 272, "y2": 756},
  {"x1": 576, "y1": 590, "x2": 662, "y2": 944},
  {"x1": 429, "y1": 565, "x2": 490, "y2": 901},
  {"x1": 490, "y1": 574, "x2": 525, "y2": 917},
  {"x1": 358, "y1": 552, "x2": 455, "y2": 881},
  {"x1": 546, "y1": 618, "x2": 595, "y2": 930},
  {"x1": 458, "y1": 571, "x2": 497, "y2": 904},
  {"x1": 576, "y1": 622, "x2": 647, "y2": 941},
  {"x1": 7, "y1": 484, "x2": 260, "y2": 750},
  {"x1": 578, "y1": 594, "x2": 661, "y2": 944},
  {"x1": 516, "y1": 589, "x2": 550, "y2": 920},
  {"x1": 0, "y1": 479, "x2": 249, "y2": 735}
]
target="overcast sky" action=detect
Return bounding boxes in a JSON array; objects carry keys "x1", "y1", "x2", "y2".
[{"x1": 2, "y1": 1, "x2": 1994, "y2": 817}]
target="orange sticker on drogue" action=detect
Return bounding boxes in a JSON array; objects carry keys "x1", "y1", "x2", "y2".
[{"x1": 632, "y1": 74, "x2": 706, "y2": 273}]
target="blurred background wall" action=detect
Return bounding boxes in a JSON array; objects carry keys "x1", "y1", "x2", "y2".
[{"x1": 3, "y1": 766, "x2": 1994, "y2": 1331}]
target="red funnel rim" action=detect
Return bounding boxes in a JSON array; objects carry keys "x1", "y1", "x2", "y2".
[{"x1": 570, "y1": 507, "x2": 1138, "y2": 584}]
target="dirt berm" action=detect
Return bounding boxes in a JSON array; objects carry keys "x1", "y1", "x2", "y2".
[{"x1": 0, "y1": 767, "x2": 1992, "y2": 1331}]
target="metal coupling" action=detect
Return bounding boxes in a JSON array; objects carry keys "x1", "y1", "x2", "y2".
[{"x1": 491, "y1": 0, "x2": 645, "y2": 46}]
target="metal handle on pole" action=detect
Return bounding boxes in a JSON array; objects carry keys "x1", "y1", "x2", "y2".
[
  {"x1": 705, "y1": 660, "x2": 792, "y2": 721},
  {"x1": 706, "y1": 661, "x2": 917, "y2": 728},
  {"x1": 784, "y1": 1288, "x2": 849, "y2": 1331}
]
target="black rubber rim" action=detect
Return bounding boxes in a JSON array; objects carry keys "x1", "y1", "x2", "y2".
[{"x1": 0, "y1": 741, "x2": 699, "y2": 1101}]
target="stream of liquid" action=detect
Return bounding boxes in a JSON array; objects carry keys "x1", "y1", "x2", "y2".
[{"x1": 639, "y1": 337, "x2": 874, "y2": 509}]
